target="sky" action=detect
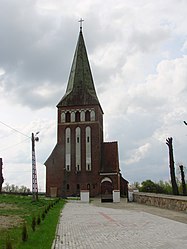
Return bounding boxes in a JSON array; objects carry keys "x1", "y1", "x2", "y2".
[{"x1": 0, "y1": 0, "x2": 187, "y2": 191}]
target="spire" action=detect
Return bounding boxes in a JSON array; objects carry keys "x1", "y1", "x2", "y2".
[{"x1": 57, "y1": 27, "x2": 101, "y2": 108}]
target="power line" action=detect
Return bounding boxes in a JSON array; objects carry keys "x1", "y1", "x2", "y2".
[
  {"x1": 0, "y1": 137, "x2": 30, "y2": 152},
  {"x1": 0, "y1": 120, "x2": 30, "y2": 138}
]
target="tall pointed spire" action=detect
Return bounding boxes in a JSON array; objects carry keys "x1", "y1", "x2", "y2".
[{"x1": 57, "y1": 27, "x2": 101, "y2": 108}]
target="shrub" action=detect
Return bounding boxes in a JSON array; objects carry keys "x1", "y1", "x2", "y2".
[
  {"x1": 140, "y1": 180, "x2": 164, "y2": 193},
  {"x1": 31, "y1": 216, "x2": 36, "y2": 231},
  {"x1": 42, "y1": 211, "x2": 45, "y2": 220},
  {"x1": 22, "y1": 223, "x2": 28, "y2": 242},
  {"x1": 37, "y1": 214, "x2": 41, "y2": 225},
  {"x1": 6, "y1": 235, "x2": 13, "y2": 249}
]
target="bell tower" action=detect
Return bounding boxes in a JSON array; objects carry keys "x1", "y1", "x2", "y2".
[
  {"x1": 45, "y1": 27, "x2": 104, "y2": 197},
  {"x1": 45, "y1": 25, "x2": 128, "y2": 198}
]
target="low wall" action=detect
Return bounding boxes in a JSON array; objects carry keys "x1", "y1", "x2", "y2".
[{"x1": 133, "y1": 192, "x2": 187, "y2": 212}]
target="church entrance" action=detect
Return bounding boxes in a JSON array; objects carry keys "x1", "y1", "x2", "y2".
[{"x1": 101, "y1": 177, "x2": 113, "y2": 202}]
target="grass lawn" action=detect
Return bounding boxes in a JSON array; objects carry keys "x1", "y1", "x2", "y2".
[{"x1": 0, "y1": 194, "x2": 65, "y2": 249}]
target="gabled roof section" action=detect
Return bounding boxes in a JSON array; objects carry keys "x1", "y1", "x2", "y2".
[
  {"x1": 57, "y1": 29, "x2": 101, "y2": 108},
  {"x1": 101, "y1": 142, "x2": 120, "y2": 173}
]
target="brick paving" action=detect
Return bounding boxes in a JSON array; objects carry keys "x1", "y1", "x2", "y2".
[{"x1": 52, "y1": 200, "x2": 187, "y2": 249}]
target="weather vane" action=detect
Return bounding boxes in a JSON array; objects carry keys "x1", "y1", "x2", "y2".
[{"x1": 78, "y1": 18, "x2": 84, "y2": 30}]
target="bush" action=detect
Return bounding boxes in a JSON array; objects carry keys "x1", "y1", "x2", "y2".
[
  {"x1": 6, "y1": 235, "x2": 13, "y2": 249},
  {"x1": 37, "y1": 214, "x2": 41, "y2": 225},
  {"x1": 42, "y1": 211, "x2": 45, "y2": 220},
  {"x1": 139, "y1": 180, "x2": 173, "y2": 194},
  {"x1": 140, "y1": 180, "x2": 164, "y2": 193},
  {"x1": 22, "y1": 223, "x2": 28, "y2": 242},
  {"x1": 31, "y1": 216, "x2": 36, "y2": 231}
]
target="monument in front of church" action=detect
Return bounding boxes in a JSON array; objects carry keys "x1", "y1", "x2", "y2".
[{"x1": 45, "y1": 24, "x2": 128, "y2": 198}]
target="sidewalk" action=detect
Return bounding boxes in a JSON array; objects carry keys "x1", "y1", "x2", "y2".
[{"x1": 52, "y1": 199, "x2": 187, "y2": 249}]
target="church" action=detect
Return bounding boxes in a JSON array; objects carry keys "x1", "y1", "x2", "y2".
[{"x1": 45, "y1": 24, "x2": 128, "y2": 198}]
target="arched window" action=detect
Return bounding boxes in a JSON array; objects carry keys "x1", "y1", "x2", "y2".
[
  {"x1": 76, "y1": 127, "x2": 81, "y2": 171},
  {"x1": 86, "y1": 127, "x2": 91, "y2": 171},
  {"x1": 85, "y1": 110, "x2": 90, "y2": 121},
  {"x1": 65, "y1": 112, "x2": 70, "y2": 123},
  {"x1": 61, "y1": 112, "x2": 65, "y2": 123},
  {"x1": 80, "y1": 110, "x2": 85, "y2": 121},
  {"x1": 87, "y1": 184, "x2": 90, "y2": 190},
  {"x1": 90, "y1": 110, "x2": 95, "y2": 121},
  {"x1": 71, "y1": 112, "x2": 75, "y2": 122},
  {"x1": 65, "y1": 128, "x2": 71, "y2": 171},
  {"x1": 67, "y1": 184, "x2": 70, "y2": 191},
  {"x1": 75, "y1": 111, "x2": 80, "y2": 122}
]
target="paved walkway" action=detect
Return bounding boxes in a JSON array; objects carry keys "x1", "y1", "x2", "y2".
[{"x1": 52, "y1": 199, "x2": 187, "y2": 249}]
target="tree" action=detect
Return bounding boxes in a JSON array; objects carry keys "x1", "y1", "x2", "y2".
[
  {"x1": 2, "y1": 183, "x2": 30, "y2": 193},
  {"x1": 158, "y1": 180, "x2": 172, "y2": 194},
  {"x1": 166, "y1": 137, "x2": 179, "y2": 195},
  {"x1": 140, "y1": 180, "x2": 164, "y2": 193},
  {"x1": 0, "y1": 158, "x2": 4, "y2": 193},
  {"x1": 179, "y1": 165, "x2": 187, "y2": 195}
]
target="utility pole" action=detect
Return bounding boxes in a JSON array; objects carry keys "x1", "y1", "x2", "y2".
[
  {"x1": 179, "y1": 165, "x2": 186, "y2": 196},
  {"x1": 31, "y1": 132, "x2": 39, "y2": 201}
]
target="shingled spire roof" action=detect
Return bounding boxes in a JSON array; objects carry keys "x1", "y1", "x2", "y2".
[{"x1": 57, "y1": 29, "x2": 101, "y2": 108}]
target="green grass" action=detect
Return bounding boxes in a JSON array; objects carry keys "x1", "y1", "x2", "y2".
[{"x1": 0, "y1": 194, "x2": 65, "y2": 249}]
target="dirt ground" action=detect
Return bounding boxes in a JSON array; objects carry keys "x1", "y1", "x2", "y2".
[{"x1": 0, "y1": 203, "x2": 23, "y2": 230}]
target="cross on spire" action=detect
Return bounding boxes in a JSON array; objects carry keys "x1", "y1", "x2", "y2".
[{"x1": 78, "y1": 18, "x2": 84, "y2": 31}]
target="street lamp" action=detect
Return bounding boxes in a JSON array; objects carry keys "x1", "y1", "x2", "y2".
[{"x1": 31, "y1": 132, "x2": 39, "y2": 201}]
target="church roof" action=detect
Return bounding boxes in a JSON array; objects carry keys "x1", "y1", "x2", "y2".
[
  {"x1": 57, "y1": 29, "x2": 101, "y2": 108},
  {"x1": 101, "y1": 142, "x2": 120, "y2": 173}
]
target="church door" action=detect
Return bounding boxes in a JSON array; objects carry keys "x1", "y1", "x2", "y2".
[{"x1": 101, "y1": 178, "x2": 113, "y2": 202}]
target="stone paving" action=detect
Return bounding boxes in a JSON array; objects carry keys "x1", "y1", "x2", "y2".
[{"x1": 52, "y1": 200, "x2": 187, "y2": 249}]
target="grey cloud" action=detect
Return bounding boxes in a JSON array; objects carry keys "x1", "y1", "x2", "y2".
[
  {"x1": 128, "y1": 28, "x2": 171, "y2": 54},
  {"x1": 0, "y1": 1, "x2": 82, "y2": 108}
]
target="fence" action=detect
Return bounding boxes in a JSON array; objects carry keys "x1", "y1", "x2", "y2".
[{"x1": 133, "y1": 192, "x2": 187, "y2": 212}]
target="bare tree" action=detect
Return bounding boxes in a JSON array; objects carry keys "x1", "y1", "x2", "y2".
[
  {"x1": 179, "y1": 165, "x2": 186, "y2": 195},
  {"x1": 166, "y1": 137, "x2": 179, "y2": 195},
  {"x1": 0, "y1": 158, "x2": 4, "y2": 193}
]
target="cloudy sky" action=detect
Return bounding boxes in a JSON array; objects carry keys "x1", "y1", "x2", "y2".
[{"x1": 1, "y1": 0, "x2": 187, "y2": 191}]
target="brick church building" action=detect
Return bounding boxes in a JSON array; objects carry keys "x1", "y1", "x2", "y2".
[{"x1": 45, "y1": 26, "x2": 128, "y2": 198}]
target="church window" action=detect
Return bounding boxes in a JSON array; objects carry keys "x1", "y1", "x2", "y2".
[
  {"x1": 65, "y1": 128, "x2": 71, "y2": 171},
  {"x1": 75, "y1": 111, "x2": 80, "y2": 122},
  {"x1": 90, "y1": 110, "x2": 95, "y2": 121},
  {"x1": 67, "y1": 184, "x2": 70, "y2": 190},
  {"x1": 85, "y1": 110, "x2": 90, "y2": 121},
  {"x1": 71, "y1": 112, "x2": 75, "y2": 122},
  {"x1": 76, "y1": 127, "x2": 81, "y2": 171},
  {"x1": 65, "y1": 112, "x2": 71, "y2": 122},
  {"x1": 86, "y1": 127, "x2": 91, "y2": 171},
  {"x1": 80, "y1": 111, "x2": 85, "y2": 121},
  {"x1": 61, "y1": 112, "x2": 65, "y2": 123}
]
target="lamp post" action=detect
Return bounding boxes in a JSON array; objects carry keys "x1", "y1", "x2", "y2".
[{"x1": 31, "y1": 132, "x2": 39, "y2": 201}]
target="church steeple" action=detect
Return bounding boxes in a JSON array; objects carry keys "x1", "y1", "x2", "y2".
[{"x1": 57, "y1": 28, "x2": 101, "y2": 108}]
